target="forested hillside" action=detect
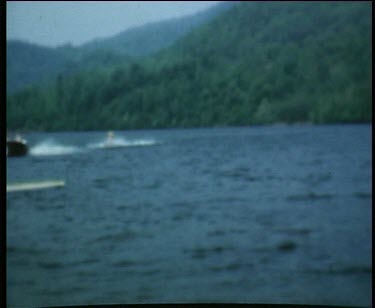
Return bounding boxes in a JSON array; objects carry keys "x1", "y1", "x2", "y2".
[
  {"x1": 7, "y1": 41, "x2": 129, "y2": 94},
  {"x1": 7, "y1": 2, "x2": 372, "y2": 131},
  {"x1": 7, "y1": 41, "x2": 69, "y2": 94},
  {"x1": 6, "y1": 2, "x2": 233, "y2": 94}
]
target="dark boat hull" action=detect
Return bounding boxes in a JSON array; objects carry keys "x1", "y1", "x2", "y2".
[{"x1": 7, "y1": 140, "x2": 28, "y2": 157}]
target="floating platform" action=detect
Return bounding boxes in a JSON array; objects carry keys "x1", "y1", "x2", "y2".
[{"x1": 7, "y1": 180, "x2": 65, "y2": 192}]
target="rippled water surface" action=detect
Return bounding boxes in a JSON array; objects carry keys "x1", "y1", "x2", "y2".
[{"x1": 6, "y1": 125, "x2": 372, "y2": 307}]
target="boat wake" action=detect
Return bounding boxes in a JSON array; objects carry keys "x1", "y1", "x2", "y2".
[
  {"x1": 29, "y1": 140, "x2": 82, "y2": 156},
  {"x1": 28, "y1": 137, "x2": 157, "y2": 157},
  {"x1": 87, "y1": 137, "x2": 157, "y2": 149}
]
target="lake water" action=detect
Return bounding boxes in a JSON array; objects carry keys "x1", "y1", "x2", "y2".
[{"x1": 6, "y1": 124, "x2": 372, "y2": 307}]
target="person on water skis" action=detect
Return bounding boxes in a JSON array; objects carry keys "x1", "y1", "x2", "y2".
[{"x1": 106, "y1": 131, "x2": 114, "y2": 146}]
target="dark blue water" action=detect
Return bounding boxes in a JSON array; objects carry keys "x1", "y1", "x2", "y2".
[{"x1": 6, "y1": 125, "x2": 372, "y2": 307}]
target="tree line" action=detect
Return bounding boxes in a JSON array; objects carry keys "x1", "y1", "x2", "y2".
[{"x1": 7, "y1": 1, "x2": 371, "y2": 131}]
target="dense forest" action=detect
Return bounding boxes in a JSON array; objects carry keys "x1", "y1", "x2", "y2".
[{"x1": 7, "y1": 1, "x2": 372, "y2": 131}]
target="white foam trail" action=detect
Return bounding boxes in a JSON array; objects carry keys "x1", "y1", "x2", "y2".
[
  {"x1": 87, "y1": 137, "x2": 157, "y2": 149},
  {"x1": 30, "y1": 139, "x2": 82, "y2": 156},
  {"x1": 123, "y1": 138, "x2": 157, "y2": 147}
]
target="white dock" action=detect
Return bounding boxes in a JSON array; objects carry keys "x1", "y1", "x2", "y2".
[{"x1": 7, "y1": 180, "x2": 65, "y2": 192}]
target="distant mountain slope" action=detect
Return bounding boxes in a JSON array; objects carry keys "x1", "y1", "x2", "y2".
[
  {"x1": 6, "y1": 41, "x2": 129, "y2": 94},
  {"x1": 80, "y1": 2, "x2": 235, "y2": 57},
  {"x1": 7, "y1": 1, "x2": 371, "y2": 131},
  {"x1": 6, "y1": 2, "x2": 234, "y2": 94},
  {"x1": 7, "y1": 41, "x2": 68, "y2": 94}
]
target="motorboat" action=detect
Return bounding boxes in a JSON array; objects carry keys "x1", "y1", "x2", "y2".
[{"x1": 7, "y1": 135, "x2": 28, "y2": 157}]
